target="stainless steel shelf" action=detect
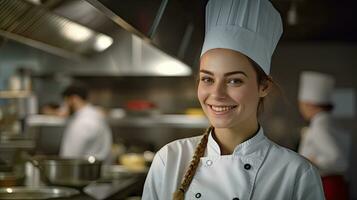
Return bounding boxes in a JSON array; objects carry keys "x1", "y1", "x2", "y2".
[
  {"x1": 0, "y1": 90, "x2": 33, "y2": 98},
  {"x1": 0, "y1": 139, "x2": 35, "y2": 149},
  {"x1": 26, "y1": 114, "x2": 209, "y2": 128},
  {"x1": 109, "y1": 114, "x2": 209, "y2": 128},
  {"x1": 26, "y1": 115, "x2": 66, "y2": 127}
]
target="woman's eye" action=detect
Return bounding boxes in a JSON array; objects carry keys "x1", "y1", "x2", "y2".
[
  {"x1": 227, "y1": 78, "x2": 243, "y2": 85},
  {"x1": 200, "y1": 77, "x2": 214, "y2": 83}
]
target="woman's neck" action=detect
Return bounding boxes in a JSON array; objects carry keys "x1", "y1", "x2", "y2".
[{"x1": 213, "y1": 121, "x2": 259, "y2": 155}]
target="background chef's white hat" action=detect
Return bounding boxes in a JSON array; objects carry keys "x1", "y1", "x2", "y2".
[
  {"x1": 298, "y1": 71, "x2": 335, "y2": 104},
  {"x1": 200, "y1": 0, "x2": 283, "y2": 74}
]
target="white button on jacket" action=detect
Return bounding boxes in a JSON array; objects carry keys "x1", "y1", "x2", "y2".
[
  {"x1": 143, "y1": 128, "x2": 325, "y2": 200},
  {"x1": 60, "y1": 104, "x2": 112, "y2": 161}
]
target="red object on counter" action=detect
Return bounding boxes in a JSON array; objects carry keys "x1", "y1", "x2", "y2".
[
  {"x1": 322, "y1": 175, "x2": 349, "y2": 200},
  {"x1": 126, "y1": 100, "x2": 156, "y2": 111}
]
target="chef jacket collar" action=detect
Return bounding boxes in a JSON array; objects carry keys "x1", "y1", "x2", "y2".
[
  {"x1": 311, "y1": 111, "x2": 330, "y2": 126},
  {"x1": 207, "y1": 126, "x2": 266, "y2": 157}
]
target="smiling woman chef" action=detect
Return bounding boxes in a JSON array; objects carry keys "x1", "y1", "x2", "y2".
[{"x1": 142, "y1": 0, "x2": 325, "y2": 199}]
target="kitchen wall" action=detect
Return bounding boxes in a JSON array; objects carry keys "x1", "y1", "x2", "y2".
[{"x1": 0, "y1": 39, "x2": 41, "y2": 91}]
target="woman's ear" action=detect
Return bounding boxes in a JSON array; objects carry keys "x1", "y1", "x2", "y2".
[{"x1": 258, "y1": 77, "x2": 272, "y2": 98}]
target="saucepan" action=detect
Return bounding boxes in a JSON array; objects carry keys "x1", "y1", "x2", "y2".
[{"x1": 28, "y1": 155, "x2": 102, "y2": 188}]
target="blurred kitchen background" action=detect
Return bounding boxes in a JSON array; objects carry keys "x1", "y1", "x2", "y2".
[{"x1": 0, "y1": 0, "x2": 356, "y2": 199}]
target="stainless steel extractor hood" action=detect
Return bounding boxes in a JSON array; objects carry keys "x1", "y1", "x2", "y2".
[
  {"x1": 0, "y1": 0, "x2": 115, "y2": 60},
  {"x1": 0, "y1": 0, "x2": 206, "y2": 76}
]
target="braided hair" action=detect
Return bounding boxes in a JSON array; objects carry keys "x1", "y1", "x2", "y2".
[{"x1": 172, "y1": 126, "x2": 213, "y2": 200}]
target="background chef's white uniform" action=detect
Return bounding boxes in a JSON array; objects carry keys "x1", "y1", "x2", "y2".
[
  {"x1": 143, "y1": 128, "x2": 324, "y2": 200},
  {"x1": 297, "y1": 71, "x2": 350, "y2": 200},
  {"x1": 298, "y1": 71, "x2": 350, "y2": 176},
  {"x1": 60, "y1": 104, "x2": 112, "y2": 161},
  {"x1": 298, "y1": 112, "x2": 350, "y2": 176}
]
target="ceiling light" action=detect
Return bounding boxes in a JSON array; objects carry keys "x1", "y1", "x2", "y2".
[
  {"x1": 94, "y1": 34, "x2": 114, "y2": 51},
  {"x1": 154, "y1": 60, "x2": 191, "y2": 76},
  {"x1": 61, "y1": 22, "x2": 92, "y2": 42},
  {"x1": 25, "y1": 0, "x2": 41, "y2": 5},
  {"x1": 287, "y1": 1, "x2": 298, "y2": 26}
]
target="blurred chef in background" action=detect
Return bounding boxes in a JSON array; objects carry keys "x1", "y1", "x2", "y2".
[
  {"x1": 59, "y1": 83, "x2": 113, "y2": 162},
  {"x1": 298, "y1": 71, "x2": 350, "y2": 200}
]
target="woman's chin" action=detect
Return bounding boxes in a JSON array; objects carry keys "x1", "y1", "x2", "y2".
[{"x1": 209, "y1": 120, "x2": 233, "y2": 129}]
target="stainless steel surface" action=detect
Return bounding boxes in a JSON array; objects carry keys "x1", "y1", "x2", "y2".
[
  {"x1": 87, "y1": 0, "x2": 205, "y2": 68},
  {"x1": 0, "y1": 91, "x2": 32, "y2": 99},
  {"x1": 84, "y1": 0, "x2": 148, "y2": 40},
  {"x1": 26, "y1": 114, "x2": 209, "y2": 128},
  {"x1": 147, "y1": 0, "x2": 168, "y2": 38},
  {"x1": 0, "y1": 134, "x2": 35, "y2": 149},
  {"x1": 109, "y1": 115, "x2": 208, "y2": 128},
  {"x1": 83, "y1": 176, "x2": 139, "y2": 200},
  {"x1": 0, "y1": 139, "x2": 35, "y2": 149},
  {"x1": 84, "y1": 164, "x2": 148, "y2": 200},
  {"x1": 101, "y1": 165, "x2": 147, "y2": 180},
  {"x1": 0, "y1": 186, "x2": 80, "y2": 199},
  {"x1": 0, "y1": 0, "x2": 113, "y2": 59},
  {"x1": 0, "y1": 0, "x2": 196, "y2": 76},
  {"x1": 26, "y1": 115, "x2": 66, "y2": 127},
  {"x1": 31, "y1": 156, "x2": 102, "y2": 188}
]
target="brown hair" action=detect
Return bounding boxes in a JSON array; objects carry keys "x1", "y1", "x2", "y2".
[
  {"x1": 173, "y1": 126, "x2": 213, "y2": 200},
  {"x1": 247, "y1": 57, "x2": 284, "y2": 115}
]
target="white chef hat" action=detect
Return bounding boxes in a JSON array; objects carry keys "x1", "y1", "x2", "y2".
[
  {"x1": 200, "y1": 0, "x2": 283, "y2": 74},
  {"x1": 298, "y1": 71, "x2": 335, "y2": 104}
]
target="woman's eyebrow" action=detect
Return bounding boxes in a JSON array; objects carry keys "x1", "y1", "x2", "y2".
[
  {"x1": 199, "y1": 70, "x2": 248, "y2": 77},
  {"x1": 224, "y1": 71, "x2": 248, "y2": 77},
  {"x1": 199, "y1": 70, "x2": 213, "y2": 75}
]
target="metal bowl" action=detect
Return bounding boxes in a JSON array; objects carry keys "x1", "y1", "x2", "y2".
[
  {"x1": 32, "y1": 156, "x2": 102, "y2": 188},
  {"x1": 0, "y1": 186, "x2": 80, "y2": 199}
]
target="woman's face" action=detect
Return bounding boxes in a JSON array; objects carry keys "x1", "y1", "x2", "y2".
[{"x1": 198, "y1": 48, "x2": 269, "y2": 129}]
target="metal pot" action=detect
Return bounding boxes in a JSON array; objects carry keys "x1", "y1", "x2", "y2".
[{"x1": 30, "y1": 156, "x2": 102, "y2": 188}]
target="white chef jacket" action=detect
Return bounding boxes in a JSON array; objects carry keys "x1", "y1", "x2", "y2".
[
  {"x1": 298, "y1": 112, "x2": 350, "y2": 176},
  {"x1": 60, "y1": 104, "x2": 112, "y2": 161},
  {"x1": 143, "y1": 127, "x2": 325, "y2": 200}
]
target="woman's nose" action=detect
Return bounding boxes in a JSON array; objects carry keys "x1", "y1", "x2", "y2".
[{"x1": 211, "y1": 82, "x2": 227, "y2": 99}]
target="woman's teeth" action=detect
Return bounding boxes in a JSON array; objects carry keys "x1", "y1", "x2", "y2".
[{"x1": 211, "y1": 105, "x2": 236, "y2": 112}]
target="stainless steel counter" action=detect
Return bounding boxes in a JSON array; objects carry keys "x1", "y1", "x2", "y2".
[
  {"x1": 26, "y1": 114, "x2": 209, "y2": 128},
  {"x1": 24, "y1": 162, "x2": 146, "y2": 200}
]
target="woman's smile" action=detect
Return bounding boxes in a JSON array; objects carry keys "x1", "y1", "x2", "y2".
[{"x1": 207, "y1": 104, "x2": 238, "y2": 115}]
